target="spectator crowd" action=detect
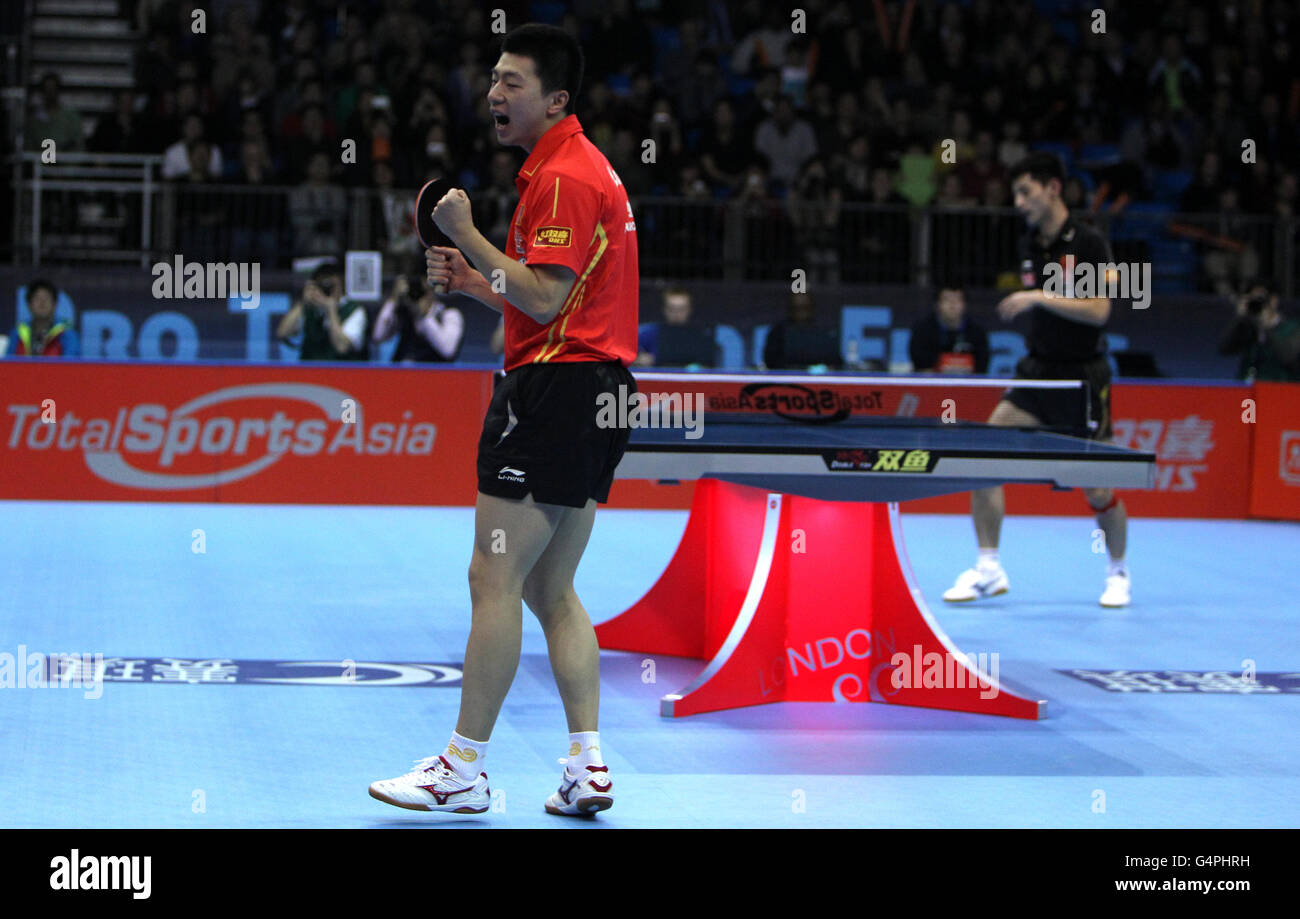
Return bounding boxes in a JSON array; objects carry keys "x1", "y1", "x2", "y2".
[{"x1": 22, "y1": 0, "x2": 1297, "y2": 276}]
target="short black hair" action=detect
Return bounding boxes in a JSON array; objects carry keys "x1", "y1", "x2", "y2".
[
  {"x1": 311, "y1": 260, "x2": 341, "y2": 284},
  {"x1": 500, "y1": 23, "x2": 583, "y2": 114},
  {"x1": 27, "y1": 279, "x2": 57, "y2": 302},
  {"x1": 1008, "y1": 151, "x2": 1066, "y2": 189}
]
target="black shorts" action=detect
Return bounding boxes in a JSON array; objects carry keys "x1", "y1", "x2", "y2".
[
  {"x1": 477, "y1": 361, "x2": 637, "y2": 507},
  {"x1": 1002, "y1": 354, "x2": 1113, "y2": 439}
]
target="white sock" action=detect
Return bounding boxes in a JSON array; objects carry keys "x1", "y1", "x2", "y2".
[
  {"x1": 565, "y1": 731, "x2": 603, "y2": 775},
  {"x1": 977, "y1": 548, "x2": 1000, "y2": 570},
  {"x1": 1108, "y1": 558, "x2": 1128, "y2": 577},
  {"x1": 444, "y1": 731, "x2": 487, "y2": 781}
]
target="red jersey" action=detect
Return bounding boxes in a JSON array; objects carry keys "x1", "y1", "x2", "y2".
[{"x1": 502, "y1": 115, "x2": 639, "y2": 370}]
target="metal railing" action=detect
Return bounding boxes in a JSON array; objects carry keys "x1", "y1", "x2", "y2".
[{"x1": 9, "y1": 153, "x2": 1298, "y2": 295}]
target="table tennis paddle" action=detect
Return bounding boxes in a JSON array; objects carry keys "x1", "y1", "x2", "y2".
[{"x1": 415, "y1": 177, "x2": 455, "y2": 294}]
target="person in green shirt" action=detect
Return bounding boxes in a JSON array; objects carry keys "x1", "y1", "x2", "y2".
[
  {"x1": 276, "y1": 262, "x2": 370, "y2": 361},
  {"x1": 1218, "y1": 283, "x2": 1300, "y2": 382}
]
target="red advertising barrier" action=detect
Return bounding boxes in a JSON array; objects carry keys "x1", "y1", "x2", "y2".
[
  {"x1": 0, "y1": 362, "x2": 1269, "y2": 519},
  {"x1": 907, "y1": 383, "x2": 1254, "y2": 518},
  {"x1": 0, "y1": 362, "x2": 489, "y2": 505},
  {"x1": 612, "y1": 376, "x2": 1255, "y2": 518},
  {"x1": 1248, "y1": 382, "x2": 1300, "y2": 521}
]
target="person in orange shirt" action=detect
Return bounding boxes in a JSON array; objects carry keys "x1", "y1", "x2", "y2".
[{"x1": 369, "y1": 24, "x2": 639, "y2": 818}]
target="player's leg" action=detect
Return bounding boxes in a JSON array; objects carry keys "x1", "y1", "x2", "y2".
[
  {"x1": 1085, "y1": 486, "x2": 1130, "y2": 607},
  {"x1": 457, "y1": 490, "x2": 565, "y2": 741},
  {"x1": 973, "y1": 399, "x2": 1041, "y2": 546},
  {"x1": 522, "y1": 497, "x2": 600, "y2": 733},
  {"x1": 1083, "y1": 486, "x2": 1127, "y2": 559},
  {"x1": 368, "y1": 489, "x2": 557, "y2": 813},
  {"x1": 526, "y1": 501, "x2": 615, "y2": 817},
  {"x1": 1084, "y1": 373, "x2": 1130, "y2": 607},
  {"x1": 945, "y1": 399, "x2": 1041, "y2": 602}
]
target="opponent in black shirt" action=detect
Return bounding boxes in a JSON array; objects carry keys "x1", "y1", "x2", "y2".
[{"x1": 943, "y1": 152, "x2": 1131, "y2": 609}]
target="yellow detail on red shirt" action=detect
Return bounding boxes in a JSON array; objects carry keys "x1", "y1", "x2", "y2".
[{"x1": 503, "y1": 114, "x2": 639, "y2": 370}]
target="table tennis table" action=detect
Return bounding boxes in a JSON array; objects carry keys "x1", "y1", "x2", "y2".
[{"x1": 598, "y1": 407, "x2": 1157, "y2": 720}]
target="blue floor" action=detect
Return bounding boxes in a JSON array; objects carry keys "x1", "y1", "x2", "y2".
[{"x1": 2, "y1": 500, "x2": 1297, "y2": 828}]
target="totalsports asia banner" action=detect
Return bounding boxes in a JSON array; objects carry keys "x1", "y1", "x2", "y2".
[{"x1": 0, "y1": 361, "x2": 489, "y2": 505}]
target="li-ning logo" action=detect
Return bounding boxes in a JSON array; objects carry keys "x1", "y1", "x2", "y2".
[
  {"x1": 447, "y1": 743, "x2": 478, "y2": 763},
  {"x1": 497, "y1": 465, "x2": 526, "y2": 483}
]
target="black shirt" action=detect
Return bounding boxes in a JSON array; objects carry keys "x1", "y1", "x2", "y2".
[
  {"x1": 393, "y1": 304, "x2": 461, "y2": 363},
  {"x1": 909, "y1": 314, "x2": 990, "y2": 373},
  {"x1": 1017, "y1": 214, "x2": 1113, "y2": 362}
]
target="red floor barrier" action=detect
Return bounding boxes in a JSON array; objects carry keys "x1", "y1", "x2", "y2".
[{"x1": 596, "y1": 479, "x2": 1046, "y2": 719}]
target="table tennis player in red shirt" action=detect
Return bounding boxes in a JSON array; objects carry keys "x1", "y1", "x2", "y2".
[{"x1": 369, "y1": 23, "x2": 639, "y2": 818}]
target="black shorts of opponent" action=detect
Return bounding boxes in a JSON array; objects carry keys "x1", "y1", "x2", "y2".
[
  {"x1": 1002, "y1": 353, "x2": 1113, "y2": 440},
  {"x1": 478, "y1": 361, "x2": 637, "y2": 507}
]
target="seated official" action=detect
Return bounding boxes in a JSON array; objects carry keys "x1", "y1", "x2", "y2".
[
  {"x1": 6, "y1": 279, "x2": 80, "y2": 357},
  {"x1": 763, "y1": 291, "x2": 842, "y2": 370},
  {"x1": 636, "y1": 286, "x2": 714, "y2": 367},
  {"x1": 909, "y1": 285, "x2": 989, "y2": 373}
]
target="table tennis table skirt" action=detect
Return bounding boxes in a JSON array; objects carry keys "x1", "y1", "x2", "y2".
[{"x1": 595, "y1": 478, "x2": 1046, "y2": 719}]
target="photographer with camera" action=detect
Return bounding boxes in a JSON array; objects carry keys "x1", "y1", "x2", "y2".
[
  {"x1": 1217, "y1": 283, "x2": 1300, "y2": 382},
  {"x1": 276, "y1": 262, "x2": 370, "y2": 361},
  {"x1": 372, "y1": 273, "x2": 464, "y2": 362}
]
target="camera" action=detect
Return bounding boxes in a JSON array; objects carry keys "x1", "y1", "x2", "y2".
[
  {"x1": 398, "y1": 275, "x2": 427, "y2": 312},
  {"x1": 1244, "y1": 292, "x2": 1268, "y2": 316}
]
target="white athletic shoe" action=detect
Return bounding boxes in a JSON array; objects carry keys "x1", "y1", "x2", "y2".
[
  {"x1": 544, "y1": 764, "x2": 614, "y2": 816},
  {"x1": 942, "y1": 565, "x2": 1010, "y2": 602},
  {"x1": 1100, "y1": 572, "x2": 1131, "y2": 608},
  {"x1": 369, "y1": 755, "x2": 490, "y2": 813}
]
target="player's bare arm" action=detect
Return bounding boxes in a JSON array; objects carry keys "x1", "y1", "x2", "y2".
[
  {"x1": 275, "y1": 299, "x2": 303, "y2": 339},
  {"x1": 425, "y1": 245, "x2": 505, "y2": 312},
  {"x1": 997, "y1": 289, "x2": 1111, "y2": 326},
  {"x1": 431, "y1": 187, "x2": 577, "y2": 324}
]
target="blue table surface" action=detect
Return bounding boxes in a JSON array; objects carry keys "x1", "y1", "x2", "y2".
[{"x1": 627, "y1": 416, "x2": 1150, "y2": 458}]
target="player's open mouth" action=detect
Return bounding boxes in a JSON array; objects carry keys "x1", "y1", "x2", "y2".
[{"x1": 493, "y1": 114, "x2": 509, "y2": 126}]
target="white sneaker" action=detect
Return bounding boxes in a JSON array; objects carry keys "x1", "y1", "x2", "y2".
[
  {"x1": 369, "y1": 755, "x2": 490, "y2": 813},
  {"x1": 544, "y1": 764, "x2": 613, "y2": 816},
  {"x1": 943, "y1": 565, "x2": 1010, "y2": 602},
  {"x1": 1100, "y1": 572, "x2": 1131, "y2": 608}
]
